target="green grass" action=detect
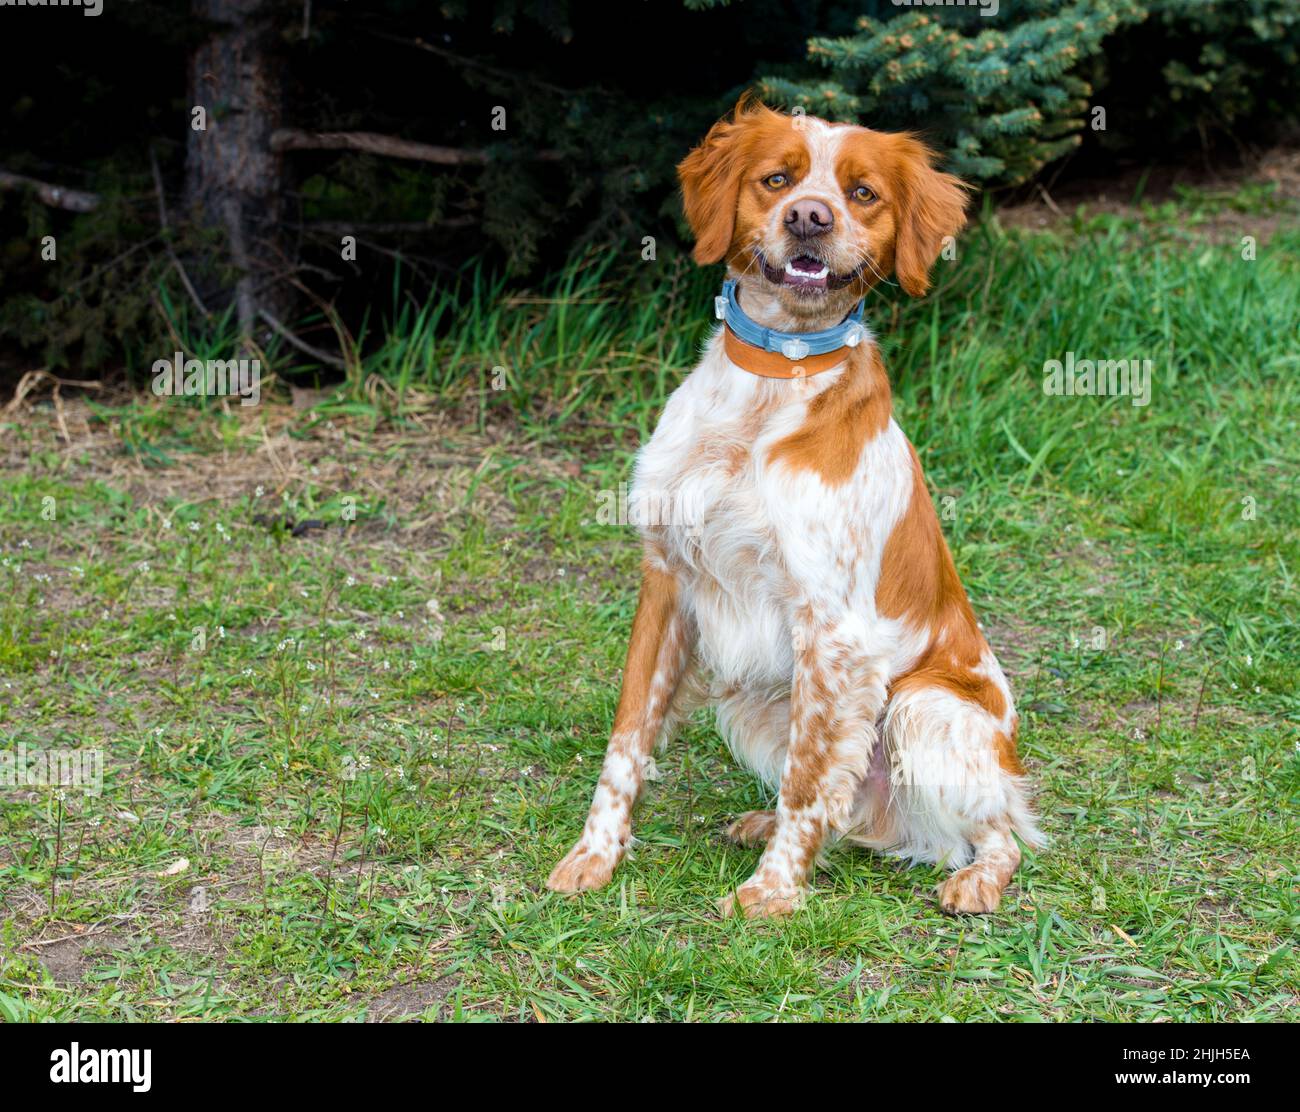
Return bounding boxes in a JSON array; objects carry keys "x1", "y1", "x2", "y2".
[{"x1": 0, "y1": 189, "x2": 1297, "y2": 1021}]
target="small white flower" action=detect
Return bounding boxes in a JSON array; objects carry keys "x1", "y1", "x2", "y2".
[
  {"x1": 346, "y1": 575, "x2": 357, "y2": 587},
  {"x1": 255, "y1": 485, "x2": 265, "y2": 497},
  {"x1": 1174, "y1": 640, "x2": 1184, "y2": 651},
  {"x1": 188, "y1": 521, "x2": 200, "y2": 533},
  {"x1": 136, "y1": 561, "x2": 151, "y2": 574}
]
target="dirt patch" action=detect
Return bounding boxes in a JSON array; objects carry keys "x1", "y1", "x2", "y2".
[
  {"x1": 35, "y1": 939, "x2": 89, "y2": 984},
  {"x1": 29, "y1": 929, "x2": 128, "y2": 985},
  {"x1": 0, "y1": 394, "x2": 571, "y2": 544},
  {"x1": 997, "y1": 146, "x2": 1300, "y2": 243},
  {"x1": 363, "y1": 973, "x2": 457, "y2": 1022}
]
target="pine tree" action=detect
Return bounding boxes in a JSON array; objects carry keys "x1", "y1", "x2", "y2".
[{"x1": 760, "y1": 0, "x2": 1147, "y2": 183}]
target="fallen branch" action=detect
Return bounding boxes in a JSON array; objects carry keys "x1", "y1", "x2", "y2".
[
  {"x1": 0, "y1": 168, "x2": 100, "y2": 212},
  {"x1": 4, "y1": 369, "x2": 102, "y2": 418},
  {"x1": 258, "y1": 309, "x2": 348, "y2": 370},
  {"x1": 269, "y1": 128, "x2": 560, "y2": 165}
]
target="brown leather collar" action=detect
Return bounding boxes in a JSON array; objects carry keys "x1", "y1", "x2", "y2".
[{"x1": 723, "y1": 326, "x2": 851, "y2": 379}]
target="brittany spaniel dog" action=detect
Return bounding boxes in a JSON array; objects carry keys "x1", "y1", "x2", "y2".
[{"x1": 548, "y1": 96, "x2": 1043, "y2": 917}]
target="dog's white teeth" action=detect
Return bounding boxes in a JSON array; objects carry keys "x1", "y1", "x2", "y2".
[{"x1": 783, "y1": 261, "x2": 830, "y2": 280}]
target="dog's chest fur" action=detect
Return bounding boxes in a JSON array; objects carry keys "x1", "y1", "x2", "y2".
[{"x1": 631, "y1": 342, "x2": 851, "y2": 690}]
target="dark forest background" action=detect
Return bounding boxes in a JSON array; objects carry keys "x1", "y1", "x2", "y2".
[{"x1": 1, "y1": 0, "x2": 1297, "y2": 385}]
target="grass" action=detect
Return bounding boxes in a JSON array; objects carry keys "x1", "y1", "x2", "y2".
[{"x1": 0, "y1": 183, "x2": 1297, "y2": 1021}]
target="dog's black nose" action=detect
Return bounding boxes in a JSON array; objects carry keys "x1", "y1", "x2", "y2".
[{"x1": 784, "y1": 199, "x2": 833, "y2": 239}]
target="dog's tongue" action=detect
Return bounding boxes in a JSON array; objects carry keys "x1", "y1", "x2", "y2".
[{"x1": 783, "y1": 254, "x2": 829, "y2": 289}]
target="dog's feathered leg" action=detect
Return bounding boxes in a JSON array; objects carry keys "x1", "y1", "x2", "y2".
[
  {"x1": 720, "y1": 606, "x2": 888, "y2": 918},
  {"x1": 547, "y1": 557, "x2": 694, "y2": 893}
]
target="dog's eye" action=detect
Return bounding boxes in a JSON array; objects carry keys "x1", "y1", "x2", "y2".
[
  {"x1": 851, "y1": 185, "x2": 878, "y2": 204},
  {"x1": 763, "y1": 173, "x2": 789, "y2": 190}
]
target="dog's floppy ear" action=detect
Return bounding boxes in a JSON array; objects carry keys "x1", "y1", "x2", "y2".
[
  {"x1": 677, "y1": 94, "x2": 770, "y2": 266},
  {"x1": 890, "y1": 135, "x2": 970, "y2": 297}
]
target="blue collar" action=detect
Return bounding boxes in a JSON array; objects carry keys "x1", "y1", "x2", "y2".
[{"x1": 715, "y1": 279, "x2": 867, "y2": 361}]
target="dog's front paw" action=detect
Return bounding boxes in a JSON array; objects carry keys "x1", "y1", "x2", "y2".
[
  {"x1": 938, "y1": 865, "x2": 1004, "y2": 915},
  {"x1": 546, "y1": 841, "x2": 620, "y2": 893},
  {"x1": 718, "y1": 877, "x2": 805, "y2": 920}
]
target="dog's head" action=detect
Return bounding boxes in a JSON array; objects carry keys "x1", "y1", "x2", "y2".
[{"x1": 677, "y1": 95, "x2": 968, "y2": 320}]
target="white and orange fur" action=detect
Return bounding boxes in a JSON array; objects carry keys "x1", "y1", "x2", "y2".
[{"x1": 547, "y1": 96, "x2": 1044, "y2": 917}]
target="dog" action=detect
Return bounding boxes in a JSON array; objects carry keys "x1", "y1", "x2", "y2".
[{"x1": 547, "y1": 96, "x2": 1043, "y2": 917}]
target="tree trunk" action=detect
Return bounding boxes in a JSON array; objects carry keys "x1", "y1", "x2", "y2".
[{"x1": 184, "y1": 0, "x2": 292, "y2": 342}]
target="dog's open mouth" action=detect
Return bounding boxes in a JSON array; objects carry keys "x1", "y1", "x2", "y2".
[{"x1": 758, "y1": 252, "x2": 861, "y2": 293}]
